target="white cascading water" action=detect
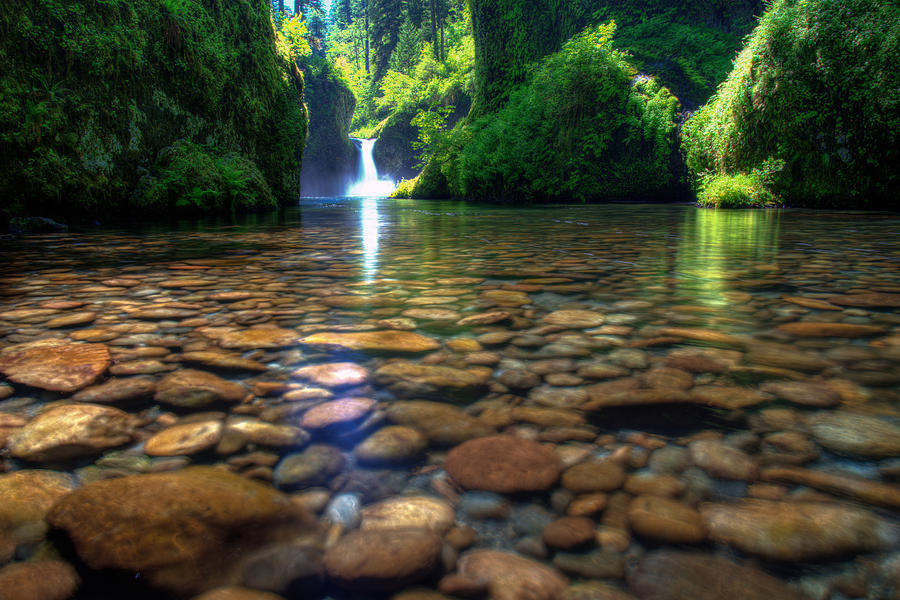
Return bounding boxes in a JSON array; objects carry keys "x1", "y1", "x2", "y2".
[{"x1": 346, "y1": 138, "x2": 396, "y2": 196}]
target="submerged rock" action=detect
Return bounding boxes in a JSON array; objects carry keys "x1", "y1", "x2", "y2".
[
  {"x1": 47, "y1": 466, "x2": 321, "y2": 595},
  {"x1": 0, "y1": 340, "x2": 110, "y2": 392},
  {"x1": 455, "y1": 550, "x2": 568, "y2": 600},
  {"x1": 445, "y1": 435, "x2": 561, "y2": 493},
  {"x1": 0, "y1": 560, "x2": 79, "y2": 600},
  {"x1": 360, "y1": 496, "x2": 455, "y2": 533},
  {"x1": 700, "y1": 500, "x2": 898, "y2": 561},
  {"x1": 805, "y1": 412, "x2": 900, "y2": 458},
  {"x1": 627, "y1": 551, "x2": 809, "y2": 600},
  {"x1": 0, "y1": 470, "x2": 76, "y2": 546},
  {"x1": 323, "y1": 528, "x2": 442, "y2": 591},
  {"x1": 8, "y1": 404, "x2": 137, "y2": 462},
  {"x1": 374, "y1": 361, "x2": 491, "y2": 398},
  {"x1": 300, "y1": 331, "x2": 440, "y2": 353},
  {"x1": 385, "y1": 401, "x2": 494, "y2": 445},
  {"x1": 154, "y1": 369, "x2": 246, "y2": 407}
]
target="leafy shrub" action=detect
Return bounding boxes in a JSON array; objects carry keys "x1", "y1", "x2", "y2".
[
  {"x1": 682, "y1": 0, "x2": 900, "y2": 207},
  {"x1": 697, "y1": 173, "x2": 778, "y2": 208},
  {"x1": 131, "y1": 140, "x2": 275, "y2": 214},
  {"x1": 417, "y1": 23, "x2": 680, "y2": 202}
]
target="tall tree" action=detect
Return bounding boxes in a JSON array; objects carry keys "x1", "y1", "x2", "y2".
[{"x1": 370, "y1": 0, "x2": 404, "y2": 81}]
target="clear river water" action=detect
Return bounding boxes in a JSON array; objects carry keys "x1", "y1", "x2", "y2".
[{"x1": 1, "y1": 199, "x2": 899, "y2": 600}]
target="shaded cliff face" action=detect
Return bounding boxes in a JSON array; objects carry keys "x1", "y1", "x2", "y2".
[
  {"x1": 468, "y1": 0, "x2": 764, "y2": 112},
  {"x1": 0, "y1": 0, "x2": 306, "y2": 222},
  {"x1": 299, "y1": 58, "x2": 357, "y2": 197},
  {"x1": 683, "y1": 0, "x2": 900, "y2": 207}
]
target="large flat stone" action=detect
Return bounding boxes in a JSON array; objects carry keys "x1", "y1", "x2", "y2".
[{"x1": 0, "y1": 340, "x2": 110, "y2": 392}]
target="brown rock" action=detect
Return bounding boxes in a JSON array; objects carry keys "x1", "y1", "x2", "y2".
[
  {"x1": 179, "y1": 352, "x2": 268, "y2": 372},
  {"x1": 193, "y1": 587, "x2": 286, "y2": 600},
  {"x1": 456, "y1": 311, "x2": 511, "y2": 326},
  {"x1": 9, "y1": 404, "x2": 136, "y2": 462},
  {"x1": 657, "y1": 328, "x2": 746, "y2": 348},
  {"x1": 480, "y1": 290, "x2": 531, "y2": 307},
  {"x1": 561, "y1": 461, "x2": 626, "y2": 493},
  {"x1": 216, "y1": 328, "x2": 299, "y2": 350},
  {"x1": 0, "y1": 470, "x2": 76, "y2": 545},
  {"x1": 690, "y1": 385, "x2": 773, "y2": 409},
  {"x1": 301, "y1": 398, "x2": 373, "y2": 430},
  {"x1": 323, "y1": 528, "x2": 441, "y2": 591},
  {"x1": 386, "y1": 401, "x2": 494, "y2": 446},
  {"x1": 0, "y1": 340, "x2": 110, "y2": 392},
  {"x1": 543, "y1": 310, "x2": 606, "y2": 329},
  {"x1": 761, "y1": 466, "x2": 900, "y2": 510},
  {"x1": 45, "y1": 311, "x2": 97, "y2": 328},
  {"x1": 355, "y1": 426, "x2": 427, "y2": 464},
  {"x1": 689, "y1": 440, "x2": 758, "y2": 480},
  {"x1": 827, "y1": 292, "x2": 900, "y2": 308},
  {"x1": 0, "y1": 560, "x2": 80, "y2": 600},
  {"x1": 225, "y1": 419, "x2": 309, "y2": 447},
  {"x1": 360, "y1": 496, "x2": 455, "y2": 533},
  {"x1": 155, "y1": 369, "x2": 246, "y2": 408},
  {"x1": 542, "y1": 517, "x2": 596, "y2": 549},
  {"x1": 300, "y1": 331, "x2": 440, "y2": 353},
  {"x1": 640, "y1": 367, "x2": 694, "y2": 390},
  {"x1": 144, "y1": 420, "x2": 223, "y2": 456},
  {"x1": 445, "y1": 435, "x2": 561, "y2": 493},
  {"x1": 627, "y1": 551, "x2": 809, "y2": 600},
  {"x1": 758, "y1": 381, "x2": 841, "y2": 407},
  {"x1": 292, "y1": 362, "x2": 370, "y2": 388},
  {"x1": 456, "y1": 550, "x2": 568, "y2": 600},
  {"x1": 562, "y1": 582, "x2": 637, "y2": 600},
  {"x1": 775, "y1": 322, "x2": 885, "y2": 338},
  {"x1": 72, "y1": 377, "x2": 156, "y2": 403},
  {"x1": 700, "y1": 500, "x2": 898, "y2": 561},
  {"x1": 47, "y1": 467, "x2": 320, "y2": 595},
  {"x1": 627, "y1": 496, "x2": 705, "y2": 543},
  {"x1": 624, "y1": 473, "x2": 685, "y2": 497},
  {"x1": 374, "y1": 361, "x2": 491, "y2": 398},
  {"x1": 805, "y1": 411, "x2": 900, "y2": 458}
]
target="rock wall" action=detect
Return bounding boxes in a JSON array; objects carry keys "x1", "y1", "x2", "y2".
[
  {"x1": 299, "y1": 58, "x2": 357, "y2": 197},
  {"x1": 0, "y1": 0, "x2": 306, "y2": 222}
]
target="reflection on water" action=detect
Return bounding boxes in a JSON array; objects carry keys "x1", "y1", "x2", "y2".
[
  {"x1": 360, "y1": 197, "x2": 380, "y2": 281},
  {"x1": 1, "y1": 200, "x2": 899, "y2": 600}
]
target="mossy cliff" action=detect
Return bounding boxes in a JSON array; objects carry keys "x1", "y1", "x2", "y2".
[
  {"x1": 0, "y1": 0, "x2": 306, "y2": 223},
  {"x1": 683, "y1": 0, "x2": 900, "y2": 207},
  {"x1": 299, "y1": 57, "x2": 356, "y2": 197},
  {"x1": 469, "y1": 0, "x2": 763, "y2": 114}
]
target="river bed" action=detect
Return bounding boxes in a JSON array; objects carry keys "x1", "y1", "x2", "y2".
[{"x1": 1, "y1": 199, "x2": 899, "y2": 600}]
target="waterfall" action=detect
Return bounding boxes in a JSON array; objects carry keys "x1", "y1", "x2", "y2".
[{"x1": 346, "y1": 138, "x2": 396, "y2": 196}]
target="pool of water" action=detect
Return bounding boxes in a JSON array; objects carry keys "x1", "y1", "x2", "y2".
[{"x1": 1, "y1": 199, "x2": 899, "y2": 599}]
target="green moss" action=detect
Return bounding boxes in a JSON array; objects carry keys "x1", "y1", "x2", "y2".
[
  {"x1": 0, "y1": 0, "x2": 305, "y2": 222},
  {"x1": 697, "y1": 173, "x2": 778, "y2": 208},
  {"x1": 682, "y1": 0, "x2": 900, "y2": 207},
  {"x1": 415, "y1": 24, "x2": 680, "y2": 202}
]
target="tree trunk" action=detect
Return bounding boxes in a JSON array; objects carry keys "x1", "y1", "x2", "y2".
[
  {"x1": 429, "y1": 0, "x2": 438, "y2": 59},
  {"x1": 364, "y1": 0, "x2": 370, "y2": 73},
  {"x1": 279, "y1": 0, "x2": 284, "y2": 18},
  {"x1": 294, "y1": 0, "x2": 303, "y2": 17}
]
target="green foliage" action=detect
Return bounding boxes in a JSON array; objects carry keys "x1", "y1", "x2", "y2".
[
  {"x1": 411, "y1": 103, "x2": 453, "y2": 166},
  {"x1": 133, "y1": 140, "x2": 275, "y2": 214},
  {"x1": 697, "y1": 173, "x2": 778, "y2": 208},
  {"x1": 682, "y1": 0, "x2": 900, "y2": 206},
  {"x1": 280, "y1": 14, "x2": 313, "y2": 57},
  {"x1": 0, "y1": 0, "x2": 305, "y2": 221},
  {"x1": 418, "y1": 23, "x2": 679, "y2": 202}
]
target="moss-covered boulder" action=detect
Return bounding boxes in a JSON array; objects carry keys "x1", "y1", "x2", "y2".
[
  {"x1": 403, "y1": 24, "x2": 681, "y2": 202},
  {"x1": 0, "y1": 0, "x2": 306, "y2": 222},
  {"x1": 300, "y1": 56, "x2": 357, "y2": 197},
  {"x1": 682, "y1": 0, "x2": 900, "y2": 207}
]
